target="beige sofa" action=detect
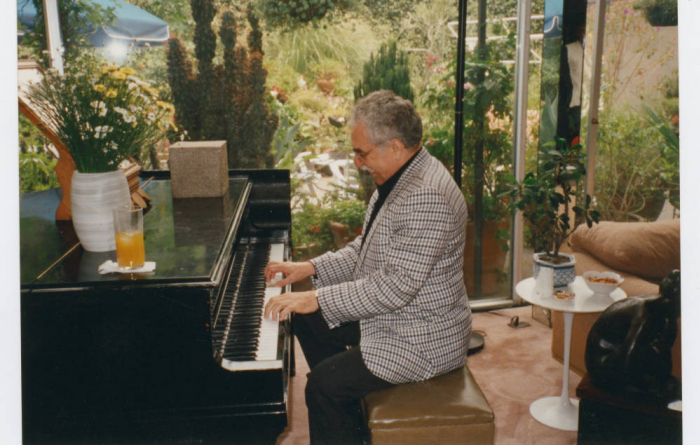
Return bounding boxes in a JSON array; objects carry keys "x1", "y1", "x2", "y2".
[{"x1": 551, "y1": 218, "x2": 682, "y2": 378}]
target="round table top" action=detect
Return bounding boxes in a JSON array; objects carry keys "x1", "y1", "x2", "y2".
[{"x1": 515, "y1": 276, "x2": 626, "y2": 314}]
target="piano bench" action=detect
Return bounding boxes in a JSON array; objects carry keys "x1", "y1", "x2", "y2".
[{"x1": 363, "y1": 365, "x2": 494, "y2": 445}]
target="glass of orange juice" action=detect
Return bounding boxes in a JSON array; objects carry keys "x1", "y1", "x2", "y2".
[{"x1": 112, "y1": 206, "x2": 145, "y2": 269}]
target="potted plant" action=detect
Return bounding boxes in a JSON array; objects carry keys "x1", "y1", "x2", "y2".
[
  {"x1": 504, "y1": 137, "x2": 600, "y2": 287},
  {"x1": 28, "y1": 53, "x2": 173, "y2": 251}
]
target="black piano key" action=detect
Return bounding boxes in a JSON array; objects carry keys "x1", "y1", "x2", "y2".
[{"x1": 224, "y1": 343, "x2": 259, "y2": 351}]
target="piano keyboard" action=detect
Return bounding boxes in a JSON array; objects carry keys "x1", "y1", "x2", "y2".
[{"x1": 213, "y1": 242, "x2": 286, "y2": 371}]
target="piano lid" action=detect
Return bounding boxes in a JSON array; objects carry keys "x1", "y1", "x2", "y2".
[{"x1": 20, "y1": 176, "x2": 250, "y2": 291}]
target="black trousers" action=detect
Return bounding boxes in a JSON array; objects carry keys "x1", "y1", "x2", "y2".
[{"x1": 293, "y1": 312, "x2": 395, "y2": 445}]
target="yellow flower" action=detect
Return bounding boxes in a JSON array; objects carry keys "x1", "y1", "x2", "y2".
[
  {"x1": 93, "y1": 84, "x2": 106, "y2": 92},
  {"x1": 144, "y1": 86, "x2": 158, "y2": 97},
  {"x1": 105, "y1": 89, "x2": 118, "y2": 99},
  {"x1": 112, "y1": 71, "x2": 127, "y2": 80},
  {"x1": 101, "y1": 65, "x2": 118, "y2": 73},
  {"x1": 156, "y1": 100, "x2": 174, "y2": 112},
  {"x1": 120, "y1": 67, "x2": 135, "y2": 75}
]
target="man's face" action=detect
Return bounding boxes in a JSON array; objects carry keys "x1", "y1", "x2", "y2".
[{"x1": 351, "y1": 122, "x2": 407, "y2": 186}]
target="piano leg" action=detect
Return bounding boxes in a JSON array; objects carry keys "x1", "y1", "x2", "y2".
[{"x1": 289, "y1": 320, "x2": 296, "y2": 378}]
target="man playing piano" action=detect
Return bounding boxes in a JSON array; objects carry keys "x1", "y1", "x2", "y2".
[{"x1": 264, "y1": 90, "x2": 472, "y2": 445}]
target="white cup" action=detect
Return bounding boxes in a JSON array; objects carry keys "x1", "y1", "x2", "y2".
[{"x1": 535, "y1": 267, "x2": 554, "y2": 298}]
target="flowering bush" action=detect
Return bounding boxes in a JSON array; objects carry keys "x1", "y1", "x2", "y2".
[{"x1": 28, "y1": 54, "x2": 174, "y2": 173}]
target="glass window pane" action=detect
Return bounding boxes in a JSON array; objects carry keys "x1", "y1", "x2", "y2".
[{"x1": 589, "y1": 0, "x2": 679, "y2": 224}]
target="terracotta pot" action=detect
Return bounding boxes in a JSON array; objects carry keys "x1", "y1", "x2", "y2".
[{"x1": 463, "y1": 220, "x2": 509, "y2": 297}]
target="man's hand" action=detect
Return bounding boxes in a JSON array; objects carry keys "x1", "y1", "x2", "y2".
[
  {"x1": 265, "y1": 261, "x2": 316, "y2": 287},
  {"x1": 264, "y1": 290, "x2": 319, "y2": 321}
]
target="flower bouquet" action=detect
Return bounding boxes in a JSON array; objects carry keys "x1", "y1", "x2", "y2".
[
  {"x1": 28, "y1": 54, "x2": 174, "y2": 173},
  {"x1": 27, "y1": 54, "x2": 174, "y2": 251}
]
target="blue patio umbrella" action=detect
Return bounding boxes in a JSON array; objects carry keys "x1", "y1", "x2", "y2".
[{"x1": 17, "y1": 0, "x2": 170, "y2": 48}]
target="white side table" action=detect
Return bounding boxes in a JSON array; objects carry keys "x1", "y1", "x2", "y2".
[{"x1": 515, "y1": 276, "x2": 626, "y2": 431}]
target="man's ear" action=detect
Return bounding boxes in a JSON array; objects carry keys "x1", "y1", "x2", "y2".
[{"x1": 389, "y1": 138, "x2": 406, "y2": 154}]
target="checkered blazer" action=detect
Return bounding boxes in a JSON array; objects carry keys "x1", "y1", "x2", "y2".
[{"x1": 310, "y1": 148, "x2": 472, "y2": 384}]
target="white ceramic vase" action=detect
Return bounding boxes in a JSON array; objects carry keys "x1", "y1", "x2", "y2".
[{"x1": 71, "y1": 170, "x2": 131, "y2": 252}]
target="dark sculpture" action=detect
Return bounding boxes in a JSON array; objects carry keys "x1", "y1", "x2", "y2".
[{"x1": 585, "y1": 270, "x2": 681, "y2": 400}]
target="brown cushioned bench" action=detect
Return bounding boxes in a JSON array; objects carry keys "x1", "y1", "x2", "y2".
[{"x1": 363, "y1": 365, "x2": 495, "y2": 445}]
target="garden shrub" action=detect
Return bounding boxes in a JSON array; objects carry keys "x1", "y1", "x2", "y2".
[
  {"x1": 307, "y1": 59, "x2": 348, "y2": 86},
  {"x1": 266, "y1": 59, "x2": 304, "y2": 96},
  {"x1": 258, "y1": 0, "x2": 355, "y2": 31},
  {"x1": 354, "y1": 41, "x2": 414, "y2": 102},
  {"x1": 290, "y1": 89, "x2": 333, "y2": 114},
  {"x1": 19, "y1": 151, "x2": 59, "y2": 194},
  {"x1": 166, "y1": 2, "x2": 277, "y2": 168},
  {"x1": 266, "y1": 20, "x2": 377, "y2": 78},
  {"x1": 594, "y1": 111, "x2": 669, "y2": 221}
]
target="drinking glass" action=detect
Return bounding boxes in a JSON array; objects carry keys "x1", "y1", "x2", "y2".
[{"x1": 113, "y1": 206, "x2": 145, "y2": 269}]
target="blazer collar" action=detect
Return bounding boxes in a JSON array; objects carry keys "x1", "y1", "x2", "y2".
[{"x1": 355, "y1": 148, "x2": 430, "y2": 269}]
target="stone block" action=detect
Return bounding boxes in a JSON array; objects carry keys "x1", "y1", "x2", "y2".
[{"x1": 169, "y1": 141, "x2": 229, "y2": 198}]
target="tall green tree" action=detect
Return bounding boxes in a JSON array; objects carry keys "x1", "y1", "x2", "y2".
[
  {"x1": 166, "y1": 2, "x2": 278, "y2": 168},
  {"x1": 354, "y1": 41, "x2": 414, "y2": 102}
]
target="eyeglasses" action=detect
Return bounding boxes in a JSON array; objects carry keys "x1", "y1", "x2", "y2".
[{"x1": 352, "y1": 147, "x2": 376, "y2": 160}]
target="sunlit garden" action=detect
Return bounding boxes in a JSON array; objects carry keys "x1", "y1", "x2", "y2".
[{"x1": 18, "y1": 0, "x2": 679, "y2": 302}]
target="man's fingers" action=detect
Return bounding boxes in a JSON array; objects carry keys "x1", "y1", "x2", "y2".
[
  {"x1": 271, "y1": 276, "x2": 290, "y2": 288},
  {"x1": 264, "y1": 297, "x2": 279, "y2": 319},
  {"x1": 264, "y1": 262, "x2": 282, "y2": 281},
  {"x1": 264, "y1": 291, "x2": 316, "y2": 320},
  {"x1": 279, "y1": 307, "x2": 291, "y2": 321}
]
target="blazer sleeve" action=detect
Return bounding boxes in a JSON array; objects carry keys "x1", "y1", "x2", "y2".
[
  {"x1": 309, "y1": 234, "x2": 362, "y2": 288},
  {"x1": 316, "y1": 187, "x2": 456, "y2": 328}
]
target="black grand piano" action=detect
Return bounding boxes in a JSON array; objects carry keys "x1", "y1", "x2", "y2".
[{"x1": 20, "y1": 170, "x2": 293, "y2": 445}]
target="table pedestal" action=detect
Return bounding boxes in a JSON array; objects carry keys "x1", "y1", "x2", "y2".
[{"x1": 529, "y1": 311, "x2": 579, "y2": 431}]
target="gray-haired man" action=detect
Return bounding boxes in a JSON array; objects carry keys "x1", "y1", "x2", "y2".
[{"x1": 265, "y1": 90, "x2": 471, "y2": 445}]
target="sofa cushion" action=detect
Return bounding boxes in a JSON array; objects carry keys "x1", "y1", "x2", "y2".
[
  {"x1": 573, "y1": 251, "x2": 659, "y2": 297},
  {"x1": 570, "y1": 219, "x2": 680, "y2": 282}
]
